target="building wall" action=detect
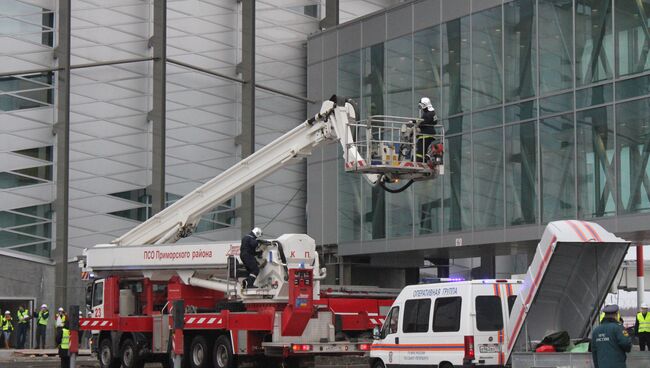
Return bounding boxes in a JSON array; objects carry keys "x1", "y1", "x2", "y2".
[{"x1": 307, "y1": 0, "x2": 650, "y2": 259}]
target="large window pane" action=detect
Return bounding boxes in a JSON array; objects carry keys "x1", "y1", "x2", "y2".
[
  {"x1": 473, "y1": 128, "x2": 504, "y2": 229},
  {"x1": 577, "y1": 106, "x2": 616, "y2": 218},
  {"x1": 473, "y1": 6, "x2": 503, "y2": 109},
  {"x1": 575, "y1": 0, "x2": 614, "y2": 86},
  {"x1": 362, "y1": 44, "x2": 386, "y2": 240},
  {"x1": 617, "y1": 97, "x2": 650, "y2": 214},
  {"x1": 506, "y1": 121, "x2": 537, "y2": 226},
  {"x1": 386, "y1": 36, "x2": 414, "y2": 238},
  {"x1": 615, "y1": 0, "x2": 650, "y2": 77},
  {"x1": 445, "y1": 134, "x2": 472, "y2": 231},
  {"x1": 540, "y1": 113, "x2": 576, "y2": 221},
  {"x1": 442, "y1": 16, "x2": 471, "y2": 116},
  {"x1": 539, "y1": 0, "x2": 574, "y2": 94},
  {"x1": 338, "y1": 51, "x2": 362, "y2": 241},
  {"x1": 414, "y1": 26, "x2": 442, "y2": 117},
  {"x1": 504, "y1": 0, "x2": 536, "y2": 102}
]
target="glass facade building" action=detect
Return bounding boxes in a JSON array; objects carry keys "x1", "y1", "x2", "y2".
[{"x1": 307, "y1": 0, "x2": 650, "y2": 260}]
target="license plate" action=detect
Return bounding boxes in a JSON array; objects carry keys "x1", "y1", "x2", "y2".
[{"x1": 479, "y1": 344, "x2": 500, "y2": 353}]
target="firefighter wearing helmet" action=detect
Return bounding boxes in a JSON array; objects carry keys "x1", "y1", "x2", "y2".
[
  {"x1": 241, "y1": 227, "x2": 263, "y2": 289},
  {"x1": 415, "y1": 97, "x2": 441, "y2": 164}
]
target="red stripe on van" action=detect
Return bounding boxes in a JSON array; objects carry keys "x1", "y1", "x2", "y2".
[
  {"x1": 579, "y1": 221, "x2": 603, "y2": 242},
  {"x1": 567, "y1": 221, "x2": 588, "y2": 242},
  {"x1": 507, "y1": 235, "x2": 556, "y2": 351}
]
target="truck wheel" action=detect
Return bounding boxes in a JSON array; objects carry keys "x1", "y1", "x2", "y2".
[
  {"x1": 190, "y1": 335, "x2": 211, "y2": 368},
  {"x1": 372, "y1": 360, "x2": 385, "y2": 368},
  {"x1": 121, "y1": 338, "x2": 144, "y2": 368},
  {"x1": 98, "y1": 338, "x2": 120, "y2": 368},
  {"x1": 213, "y1": 335, "x2": 235, "y2": 368}
]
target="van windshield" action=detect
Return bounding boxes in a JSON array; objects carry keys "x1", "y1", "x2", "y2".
[{"x1": 475, "y1": 296, "x2": 503, "y2": 331}]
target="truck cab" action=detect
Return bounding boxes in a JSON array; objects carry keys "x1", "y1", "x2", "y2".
[{"x1": 370, "y1": 280, "x2": 521, "y2": 368}]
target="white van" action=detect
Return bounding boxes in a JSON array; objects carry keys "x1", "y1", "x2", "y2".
[{"x1": 370, "y1": 280, "x2": 522, "y2": 368}]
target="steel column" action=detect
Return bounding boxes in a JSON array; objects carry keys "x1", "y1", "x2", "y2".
[
  {"x1": 151, "y1": 0, "x2": 167, "y2": 215},
  {"x1": 240, "y1": 0, "x2": 255, "y2": 236},
  {"x1": 54, "y1": 0, "x2": 71, "y2": 311}
]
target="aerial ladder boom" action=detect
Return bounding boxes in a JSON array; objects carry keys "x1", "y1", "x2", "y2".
[{"x1": 113, "y1": 99, "x2": 378, "y2": 246}]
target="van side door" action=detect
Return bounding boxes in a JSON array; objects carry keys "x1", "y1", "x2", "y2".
[
  {"x1": 474, "y1": 286, "x2": 505, "y2": 365},
  {"x1": 373, "y1": 306, "x2": 400, "y2": 366}
]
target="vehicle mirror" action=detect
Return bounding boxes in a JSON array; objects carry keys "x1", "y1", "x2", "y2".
[
  {"x1": 85, "y1": 284, "x2": 92, "y2": 306},
  {"x1": 372, "y1": 326, "x2": 381, "y2": 340}
]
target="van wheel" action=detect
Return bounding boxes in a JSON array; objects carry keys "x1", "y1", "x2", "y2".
[
  {"x1": 439, "y1": 362, "x2": 454, "y2": 368},
  {"x1": 98, "y1": 338, "x2": 120, "y2": 368},
  {"x1": 190, "y1": 335, "x2": 211, "y2": 368},
  {"x1": 121, "y1": 338, "x2": 144, "y2": 368},
  {"x1": 372, "y1": 360, "x2": 385, "y2": 368},
  {"x1": 213, "y1": 335, "x2": 235, "y2": 368}
]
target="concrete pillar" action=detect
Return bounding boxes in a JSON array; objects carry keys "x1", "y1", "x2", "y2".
[
  {"x1": 150, "y1": 0, "x2": 167, "y2": 215},
  {"x1": 240, "y1": 0, "x2": 255, "y2": 236},
  {"x1": 319, "y1": 0, "x2": 339, "y2": 30},
  {"x1": 54, "y1": 0, "x2": 71, "y2": 311}
]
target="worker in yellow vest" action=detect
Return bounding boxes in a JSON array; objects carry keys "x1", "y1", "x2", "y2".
[
  {"x1": 2, "y1": 311, "x2": 14, "y2": 348},
  {"x1": 16, "y1": 305, "x2": 30, "y2": 349},
  {"x1": 56, "y1": 320, "x2": 70, "y2": 368},
  {"x1": 635, "y1": 303, "x2": 650, "y2": 351},
  {"x1": 34, "y1": 304, "x2": 49, "y2": 349}
]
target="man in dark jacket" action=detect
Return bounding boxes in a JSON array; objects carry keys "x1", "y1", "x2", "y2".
[
  {"x1": 592, "y1": 304, "x2": 632, "y2": 368},
  {"x1": 241, "y1": 227, "x2": 262, "y2": 289},
  {"x1": 414, "y1": 97, "x2": 440, "y2": 163}
]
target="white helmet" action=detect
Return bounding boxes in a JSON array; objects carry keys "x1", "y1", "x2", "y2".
[
  {"x1": 58, "y1": 307, "x2": 64, "y2": 312},
  {"x1": 418, "y1": 97, "x2": 434, "y2": 111},
  {"x1": 642, "y1": 303, "x2": 649, "y2": 309},
  {"x1": 252, "y1": 227, "x2": 263, "y2": 238},
  {"x1": 4, "y1": 311, "x2": 10, "y2": 315},
  {"x1": 41, "y1": 304, "x2": 47, "y2": 309}
]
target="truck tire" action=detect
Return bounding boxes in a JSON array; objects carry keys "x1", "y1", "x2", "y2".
[
  {"x1": 98, "y1": 338, "x2": 120, "y2": 368},
  {"x1": 372, "y1": 360, "x2": 386, "y2": 368},
  {"x1": 121, "y1": 338, "x2": 144, "y2": 368},
  {"x1": 190, "y1": 335, "x2": 211, "y2": 368},
  {"x1": 213, "y1": 335, "x2": 235, "y2": 368}
]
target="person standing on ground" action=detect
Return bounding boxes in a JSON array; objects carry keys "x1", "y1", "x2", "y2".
[
  {"x1": 592, "y1": 304, "x2": 632, "y2": 368},
  {"x1": 635, "y1": 303, "x2": 650, "y2": 351},
  {"x1": 34, "y1": 304, "x2": 49, "y2": 349},
  {"x1": 56, "y1": 320, "x2": 70, "y2": 368},
  {"x1": 16, "y1": 305, "x2": 29, "y2": 349},
  {"x1": 2, "y1": 311, "x2": 14, "y2": 348},
  {"x1": 55, "y1": 307, "x2": 66, "y2": 339}
]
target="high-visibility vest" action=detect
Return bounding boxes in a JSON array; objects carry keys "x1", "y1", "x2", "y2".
[
  {"x1": 2, "y1": 317, "x2": 13, "y2": 331},
  {"x1": 637, "y1": 313, "x2": 650, "y2": 333},
  {"x1": 60, "y1": 328, "x2": 70, "y2": 350},
  {"x1": 38, "y1": 310, "x2": 49, "y2": 326},
  {"x1": 18, "y1": 310, "x2": 29, "y2": 323}
]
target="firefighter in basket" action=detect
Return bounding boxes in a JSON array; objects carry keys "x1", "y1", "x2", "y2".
[{"x1": 400, "y1": 97, "x2": 443, "y2": 167}]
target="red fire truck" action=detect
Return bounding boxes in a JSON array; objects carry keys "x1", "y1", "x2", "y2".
[{"x1": 78, "y1": 99, "x2": 436, "y2": 368}]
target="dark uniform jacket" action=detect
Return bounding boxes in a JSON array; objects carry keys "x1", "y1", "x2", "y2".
[
  {"x1": 240, "y1": 232, "x2": 259, "y2": 275},
  {"x1": 592, "y1": 318, "x2": 632, "y2": 368},
  {"x1": 419, "y1": 109, "x2": 438, "y2": 135}
]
